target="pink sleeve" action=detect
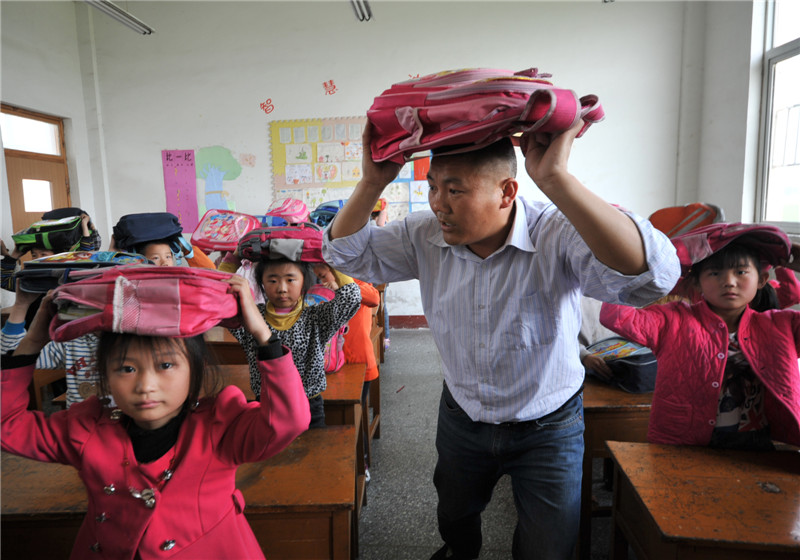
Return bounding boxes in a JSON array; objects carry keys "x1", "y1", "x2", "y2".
[
  {"x1": 773, "y1": 267, "x2": 800, "y2": 309},
  {"x1": 213, "y1": 347, "x2": 310, "y2": 464}
]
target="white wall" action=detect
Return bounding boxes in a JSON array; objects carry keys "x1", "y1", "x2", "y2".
[{"x1": 1, "y1": 1, "x2": 764, "y2": 315}]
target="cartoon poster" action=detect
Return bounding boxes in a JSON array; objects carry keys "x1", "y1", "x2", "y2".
[{"x1": 162, "y1": 149, "x2": 199, "y2": 230}]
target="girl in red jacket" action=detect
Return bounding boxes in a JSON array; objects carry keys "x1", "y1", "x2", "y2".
[
  {"x1": 1, "y1": 274, "x2": 310, "y2": 559},
  {"x1": 600, "y1": 223, "x2": 800, "y2": 450}
]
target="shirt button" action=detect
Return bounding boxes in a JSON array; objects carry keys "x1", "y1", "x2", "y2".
[
  {"x1": 478, "y1": 304, "x2": 485, "y2": 309},
  {"x1": 711, "y1": 382, "x2": 720, "y2": 388},
  {"x1": 96, "y1": 512, "x2": 108, "y2": 523},
  {"x1": 718, "y1": 323, "x2": 725, "y2": 329},
  {"x1": 708, "y1": 419, "x2": 716, "y2": 426},
  {"x1": 103, "y1": 484, "x2": 115, "y2": 495},
  {"x1": 717, "y1": 353, "x2": 725, "y2": 359},
  {"x1": 161, "y1": 540, "x2": 176, "y2": 551},
  {"x1": 479, "y1": 343, "x2": 485, "y2": 349}
]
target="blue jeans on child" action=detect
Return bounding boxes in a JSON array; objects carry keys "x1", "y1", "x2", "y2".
[{"x1": 434, "y1": 383, "x2": 584, "y2": 560}]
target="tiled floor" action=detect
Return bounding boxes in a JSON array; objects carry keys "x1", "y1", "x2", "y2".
[{"x1": 358, "y1": 328, "x2": 616, "y2": 560}]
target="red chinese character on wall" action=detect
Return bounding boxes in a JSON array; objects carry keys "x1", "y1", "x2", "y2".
[
  {"x1": 323, "y1": 80, "x2": 337, "y2": 95},
  {"x1": 260, "y1": 99, "x2": 275, "y2": 114}
]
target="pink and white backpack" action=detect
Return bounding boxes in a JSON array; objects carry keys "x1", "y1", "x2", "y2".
[
  {"x1": 367, "y1": 67, "x2": 605, "y2": 163},
  {"x1": 263, "y1": 198, "x2": 310, "y2": 226},
  {"x1": 191, "y1": 209, "x2": 262, "y2": 253},
  {"x1": 305, "y1": 284, "x2": 348, "y2": 373}
]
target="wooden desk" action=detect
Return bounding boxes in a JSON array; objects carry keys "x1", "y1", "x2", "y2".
[
  {"x1": 608, "y1": 441, "x2": 800, "y2": 560},
  {"x1": 1, "y1": 425, "x2": 358, "y2": 560},
  {"x1": 205, "y1": 326, "x2": 247, "y2": 364},
  {"x1": 579, "y1": 377, "x2": 653, "y2": 560}
]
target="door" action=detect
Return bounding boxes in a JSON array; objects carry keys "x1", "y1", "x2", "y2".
[{"x1": 2, "y1": 104, "x2": 71, "y2": 258}]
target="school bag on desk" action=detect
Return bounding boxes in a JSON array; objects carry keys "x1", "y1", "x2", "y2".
[
  {"x1": 305, "y1": 284, "x2": 348, "y2": 373},
  {"x1": 14, "y1": 251, "x2": 149, "y2": 293},
  {"x1": 191, "y1": 209, "x2": 262, "y2": 253},
  {"x1": 11, "y1": 216, "x2": 85, "y2": 252},
  {"x1": 367, "y1": 67, "x2": 605, "y2": 163},
  {"x1": 584, "y1": 336, "x2": 657, "y2": 393}
]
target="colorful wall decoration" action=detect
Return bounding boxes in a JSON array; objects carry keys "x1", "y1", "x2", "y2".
[
  {"x1": 270, "y1": 117, "x2": 431, "y2": 222},
  {"x1": 161, "y1": 149, "x2": 199, "y2": 231}
]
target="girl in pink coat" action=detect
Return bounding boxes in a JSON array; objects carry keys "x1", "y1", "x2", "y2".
[
  {"x1": 1, "y1": 273, "x2": 310, "y2": 559},
  {"x1": 600, "y1": 223, "x2": 800, "y2": 450}
]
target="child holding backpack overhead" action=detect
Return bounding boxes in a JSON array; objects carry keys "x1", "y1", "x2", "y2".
[
  {"x1": 229, "y1": 256, "x2": 361, "y2": 428},
  {"x1": 1, "y1": 269, "x2": 309, "y2": 559},
  {"x1": 600, "y1": 223, "x2": 800, "y2": 450}
]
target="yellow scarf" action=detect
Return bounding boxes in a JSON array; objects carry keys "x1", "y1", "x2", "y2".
[{"x1": 263, "y1": 299, "x2": 305, "y2": 331}]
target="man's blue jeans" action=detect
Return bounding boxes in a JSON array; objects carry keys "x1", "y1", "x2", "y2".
[{"x1": 434, "y1": 383, "x2": 584, "y2": 560}]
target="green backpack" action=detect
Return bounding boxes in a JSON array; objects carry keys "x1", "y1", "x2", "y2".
[{"x1": 11, "y1": 216, "x2": 84, "y2": 252}]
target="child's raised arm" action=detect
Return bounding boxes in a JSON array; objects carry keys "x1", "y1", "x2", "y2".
[
  {"x1": 225, "y1": 274, "x2": 272, "y2": 346},
  {"x1": 13, "y1": 291, "x2": 55, "y2": 356}
]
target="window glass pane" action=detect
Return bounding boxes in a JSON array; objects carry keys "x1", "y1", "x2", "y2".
[
  {"x1": 22, "y1": 179, "x2": 53, "y2": 213},
  {"x1": 0, "y1": 113, "x2": 60, "y2": 156},
  {"x1": 764, "y1": 53, "x2": 800, "y2": 223},
  {"x1": 774, "y1": 0, "x2": 800, "y2": 48}
]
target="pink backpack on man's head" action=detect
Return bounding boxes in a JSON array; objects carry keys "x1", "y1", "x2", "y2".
[{"x1": 367, "y1": 67, "x2": 605, "y2": 163}]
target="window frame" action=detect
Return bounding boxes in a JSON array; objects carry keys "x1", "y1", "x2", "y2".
[{"x1": 755, "y1": 31, "x2": 800, "y2": 234}]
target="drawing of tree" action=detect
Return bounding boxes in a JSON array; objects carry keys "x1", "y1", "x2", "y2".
[{"x1": 196, "y1": 146, "x2": 242, "y2": 211}]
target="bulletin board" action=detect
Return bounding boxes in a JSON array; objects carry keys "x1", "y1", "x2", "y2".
[{"x1": 269, "y1": 117, "x2": 432, "y2": 221}]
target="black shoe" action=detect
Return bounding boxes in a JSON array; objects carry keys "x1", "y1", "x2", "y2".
[{"x1": 429, "y1": 544, "x2": 475, "y2": 560}]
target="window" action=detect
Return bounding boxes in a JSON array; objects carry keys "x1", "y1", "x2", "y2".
[{"x1": 757, "y1": 0, "x2": 800, "y2": 232}]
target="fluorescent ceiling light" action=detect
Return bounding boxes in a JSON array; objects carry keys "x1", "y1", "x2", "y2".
[{"x1": 85, "y1": 0, "x2": 155, "y2": 35}]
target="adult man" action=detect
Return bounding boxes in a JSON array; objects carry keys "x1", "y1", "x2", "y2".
[{"x1": 323, "y1": 122, "x2": 680, "y2": 559}]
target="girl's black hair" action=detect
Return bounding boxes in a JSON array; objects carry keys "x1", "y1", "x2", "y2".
[
  {"x1": 688, "y1": 241, "x2": 779, "y2": 312},
  {"x1": 253, "y1": 258, "x2": 315, "y2": 302},
  {"x1": 95, "y1": 332, "x2": 222, "y2": 411}
]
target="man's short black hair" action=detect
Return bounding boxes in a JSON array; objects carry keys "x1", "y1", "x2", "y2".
[{"x1": 431, "y1": 138, "x2": 517, "y2": 179}]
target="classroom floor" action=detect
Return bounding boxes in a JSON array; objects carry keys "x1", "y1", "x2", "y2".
[{"x1": 358, "y1": 328, "x2": 617, "y2": 560}]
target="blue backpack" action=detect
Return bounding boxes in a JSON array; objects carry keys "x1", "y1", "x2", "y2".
[{"x1": 309, "y1": 200, "x2": 347, "y2": 227}]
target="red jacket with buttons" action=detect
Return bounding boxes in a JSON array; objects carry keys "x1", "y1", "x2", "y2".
[
  {"x1": 600, "y1": 300, "x2": 800, "y2": 446},
  {"x1": 1, "y1": 347, "x2": 310, "y2": 559}
]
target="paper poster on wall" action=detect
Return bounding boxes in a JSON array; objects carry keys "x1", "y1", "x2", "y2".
[
  {"x1": 270, "y1": 117, "x2": 366, "y2": 195},
  {"x1": 268, "y1": 116, "x2": 431, "y2": 220},
  {"x1": 162, "y1": 149, "x2": 199, "y2": 231},
  {"x1": 196, "y1": 146, "x2": 241, "y2": 213}
]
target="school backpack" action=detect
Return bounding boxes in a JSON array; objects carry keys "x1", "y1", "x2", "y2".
[
  {"x1": 11, "y1": 216, "x2": 84, "y2": 253},
  {"x1": 305, "y1": 284, "x2": 348, "y2": 373},
  {"x1": 648, "y1": 203, "x2": 725, "y2": 238},
  {"x1": 237, "y1": 223, "x2": 324, "y2": 263},
  {"x1": 260, "y1": 198, "x2": 310, "y2": 226},
  {"x1": 14, "y1": 251, "x2": 149, "y2": 293},
  {"x1": 49, "y1": 266, "x2": 241, "y2": 342},
  {"x1": 113, "y1": 212, "x2": 184, "y2": 252},
  {"x1": 191, "y1": 209, "x2": 262, "y2": 253},
  {"x1": 367, "y1": 67, "x2": 605, "y2": 163},
  {"x1": 584, "y1": 336, "x2": 657, "y2": 393},
  {"x1": 309, "y1": 199, "x2": 346, "y2": 227}
]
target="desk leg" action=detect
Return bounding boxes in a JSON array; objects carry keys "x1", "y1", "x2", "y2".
[
  {"x1": 609, "y1": 466, "x2": 628, "y2": 560},
  {"x1": 577, "y1": 426, "x2": 594, "y2": 560}
]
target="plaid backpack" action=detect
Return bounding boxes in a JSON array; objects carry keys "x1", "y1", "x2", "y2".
[
  {"x1": 237, "y1": 223, "x2": 324, "y2": 263},
  {"x1": 367, "y1": 67, "x2": 605, "y2": 163},
  {"x1": 305, "y1": 284, "x2": 348, "y2": 373}
]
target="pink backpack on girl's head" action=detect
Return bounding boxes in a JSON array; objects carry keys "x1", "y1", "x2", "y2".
[
  {"x1": 367, "y1": 67, "x2": 605, "y2": 163},
  {"x1": 263, "y1": 198, "x2": 310, "y2": 226},
  {"x1": 305, "y1": 284, "x2": 348, "y2": 373},
  {"x1": 191, "y1": 210, "x2": 262, "y2": 253}
]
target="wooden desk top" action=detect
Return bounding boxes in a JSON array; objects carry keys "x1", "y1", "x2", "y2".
[
  {"x1": 3, "y1": 425, "x2": 356, "y2": 517},
  {"x1": 583, "y1": 376, "x2": 653, "y2": 412},
  {"x1": 237, "y1": 425, "x2": 356, "y2": 512},
  {"x1": 607, "y1": 440, "x2": 800, "y2": 551},
  {"x1": 205, "y1": 326, "x2": 238, "y2": 343},
  {"x1": 323, "y1": 363, "x2": 366, "y2": 404}
]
